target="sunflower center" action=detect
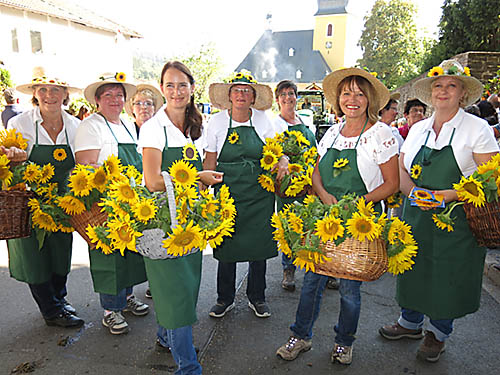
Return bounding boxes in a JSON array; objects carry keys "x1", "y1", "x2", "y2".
[
  {"x1": 93, "y1": 172, "x2": 107, "y2": 186},
  {"x1": 264, "y1": 155, "x2": 275, "y2": 165},
  {"x1": 117, "y1": 227, "x2": 132, "y2": 242},
  {"x1": 0, "y1": 168, "x2": 10, "y2": 179},
  {"x1": 75, "y1": 176, "x2": 88, "y2": 189},
  {"x1": 463, "y1": 181, "x2": 479, "y2": 196},
  {"x1": 120, "y1": 185, "x2": 135, "y2": 199},
  {"x1": 355, "y1": 219, "x2": 372, "y2": 233},
  {"x1": 325, "y1": 222, "x2": 339, "y2": 235},
  {"x1": 175, "y1": 170, "x2": 189, "y2": 183},
  {"x1": 139, "y1": 205, "x2": 153, "y2": 217},
  {"x1": 174, "y1": 231, "x2": 195, "y2": 247}
]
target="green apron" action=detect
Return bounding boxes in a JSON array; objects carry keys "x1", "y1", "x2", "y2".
[
  {"x1": 88, "y1": 114, "x2": 147, "y2": 295},
  {"x1": 276, "y1": 119, "x2": 317, "y2": 210},
  {"x1": 8, "y1": 121, "x2": 74, "y2": 284},
  {"x1": 213, "y1": 113, "x2": 277, "y2": 262},
  {"x1": 396, "y1": 127, "x2": 486, "y2": 320},
  {"x1": 143, "y1": 127, "x2": 203, "y2": 329}
]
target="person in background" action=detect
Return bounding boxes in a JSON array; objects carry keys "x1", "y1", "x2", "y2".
[
  {"x1": 301, "y1": 97, "x2": 311, "y2": 110},
  {"x1": 379, "y1": 93, "x2": 404, "y2": 150},
  {"x1": 398, "y1": 98, "x2": 427, "y2": 139},
  {"x1": 124, "y1": 83, "x2": 163, "y2": 137},
  {"x1": 488, "y1": 93, "x2": 499, "y2": 114},
  {"x1": 2, "y1": 88, "x2": 22, "y2": 128}
]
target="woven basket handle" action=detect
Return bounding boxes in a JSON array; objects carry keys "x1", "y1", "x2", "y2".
[{"x1": 161, "y1": 171, "x2": 178, "y2": 230}]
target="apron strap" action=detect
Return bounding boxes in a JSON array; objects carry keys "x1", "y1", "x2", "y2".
[
  {"x1": 331, "y1": 117, "x2": 369, "y2": 149},
  {"x1": 35, "y1": 120, "x2": 40, "y2": 145},
  {"x1": 163, "y1": 127, "x2": 169, "y2": 150},
  {"x1": 229, "y1": 109, "x2": 253, "y2": 129}
]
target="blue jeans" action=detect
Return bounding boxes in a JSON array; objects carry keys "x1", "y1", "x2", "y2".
[
  {"x1": 290, "y1": 271, "x2": 362, "y2": 346},
  {"x1": 28, "y1": 273, "x2": 68, "y2": 318},
  {"x1": 100, "y1": 287, "x2": 133, "y2": 311},
  {"x1": 281, "y1": 253, "x2": 296, "y2": 271},
  {"x1": 399, "y1": 308, "x2": 454, "y2": 342},
  {"x1": 157, "y1": 325, "x2": 202, "y2": 375},
  {"x1": 217, "y1": 260, "x2": 267, "y2": 304}
]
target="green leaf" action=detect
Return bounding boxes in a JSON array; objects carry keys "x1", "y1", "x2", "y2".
[
  {"x1": 36, "y1": 229, "x2": 46, "y2": 250},
  {"x1": 280, "y1": 174, "x2": 291, "y2": 194}
]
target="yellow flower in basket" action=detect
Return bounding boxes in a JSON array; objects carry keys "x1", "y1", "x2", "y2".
[
  {"x1": 453, "y1": 175, "x2": 485, "y2": 207},
  {"x1": 346, "y1": 212, "x2": 381, "y2": 242},
  {"x1": 162, "y1": 220, "x2": 204, "y2": 257},
  {"x1": 23, "y1": 163, "x2": 41, "y2": 183},
  {"x1": 68, "y1": 168, "x2": 92, "y2": 197},
  {"x1": 132, "y1": 198, "x2": 158, "y2": 223},
  {"x1": 261, "y1": 150, "x2": 278, "y2": 171},
  {"x1": 107, "y1": 215, "x2": 142, "y2": 256},
  {"x1": 0, "y1": 128, "x2": 28, "y2": 150},
  {"x1": 0, "y1": 154, "x2": 13, "y2": 187},
  {"x1": 39, "y1": 164, "x2": 55, "y2": 184},
  {"x1": 315, "y1": 214, "x2": 344, "y2": 242},
  {"x1": 57, "y1": 195, "x2": 86, "y2": 215}
]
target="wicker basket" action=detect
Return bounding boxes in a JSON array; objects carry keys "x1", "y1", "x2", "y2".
[
  {"x1": 70, "y1": 203, "x2": 108, "y2": 249},
  {"x1": 464, "y1": 201, "x2": 500, "y2": 248},
  {"x1": 314, "y1": 237, "x2": 388, "y2": 282},
  {"x1": 0, "y1": 190, "x2": 34, "y2": 240}
]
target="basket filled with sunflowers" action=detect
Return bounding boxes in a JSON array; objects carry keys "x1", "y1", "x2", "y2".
[
  {"x1": 271, "y1": 193, "x2": 418, "y2": 281},
  {"x1": 258, "y1": 130, "x2": 317, "y2": 198}
]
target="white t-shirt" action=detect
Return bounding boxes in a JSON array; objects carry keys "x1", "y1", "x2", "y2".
[
  {"x1": 317, "y1": 121, "x2": 398, "y2": 193},
  {"x1": 401, "y1": 108, "x2": 499, "y2": 177},
  {"x1": 74, "y1": 113, "x2": 137, "y2": 165},
  {"x1": 137, "y1": 105, "x2": 205, "y2": 157},
  {"x1": 7, "y1": 107, "x2": 80, "y2": 156},
  {"x1": 204, "y1": 109, "x2": 277, "y2": 155}
]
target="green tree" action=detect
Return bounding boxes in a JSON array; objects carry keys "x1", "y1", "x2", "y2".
[
  {"x1": 423, "y1": 0, "x2": 500, "y2": 70},
  {"x1": 357, "y1": 0, "x2": 431, "y2": 90},
  {"x1": 1, "y1": 67, "x2": 14, "y2": 111}
]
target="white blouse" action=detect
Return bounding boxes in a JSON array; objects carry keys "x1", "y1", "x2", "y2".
[
  {"x1": 401, "y1": 108, "x2": 499, "y2": 177},
  {"x1": 317, "y1": 121, "x2": 398, "y2": 193}
]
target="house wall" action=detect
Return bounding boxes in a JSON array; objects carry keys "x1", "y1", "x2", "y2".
[{"x1": 313, "y1": 13, "x2": 347, "y2": 71}]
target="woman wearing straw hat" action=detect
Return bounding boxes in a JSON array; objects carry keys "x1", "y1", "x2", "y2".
[
  {"x1": 74, "y1": 72, "x2": 149, "y2": 335},
  {"x1": 379, "y1": 60, "x2": 499, "y2": 363},
  {"x1": 276, "y1": 67, "x2": 399, "y2": 365},
  {"x1": 4, "y1": 67, "x2": 84, "y2": 328},
  {"x1": 139, "y1": 61, "x2": 222, "y2": 375},
  {"x1": 204, "y1": 73, "x2": 287, "y2": 319},
  {"x1": 124, "y1": 83, "x2": 163, "y2": 137}
]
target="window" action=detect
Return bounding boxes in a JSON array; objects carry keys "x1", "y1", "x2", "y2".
[
  {"x1": 262, "y1": 70, "x2": 268, "y2": 79},
  {"x1": 30, "y1": 31, "x2": 43, "y2": 54},
  {"x1": 11, "y1": 29, "x2": 19, "y2": 52},
  {"x1": 327, "y1": 24, "x2": 334, "y2": 37},
  {"x1": 296, "y1": 70, "x2": 302, "y2": 79},
  {"x1": 289, "y1": 48, "x2": 295, "y2": 57}
]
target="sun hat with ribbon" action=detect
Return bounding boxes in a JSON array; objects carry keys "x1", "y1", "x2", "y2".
[
  {"x1": 124, "y1": 83, "x2": 164, "y2": 117},
  {"x1": 209, "y1": 72, "x2": 273, "y2": 110},
  {"x1": 16, "y1": 66, "x2": 80, "y2": 94},
  {"x1": 413, "y1": 60, "x2": 483, "y2": 107},
  {"x1": 323, "y1": 67, "x2": 390, "y2": 115},
  {"x1": 84, "y1": 72, "x2": 136, "y2": 105}
]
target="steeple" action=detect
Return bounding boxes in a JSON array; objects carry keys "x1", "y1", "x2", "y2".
[{"x1": 314, "y1": 0, "x2": 349, "y2": 16}]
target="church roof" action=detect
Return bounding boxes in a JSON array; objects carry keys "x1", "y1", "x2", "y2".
[
  {"x1": 314, "y1": 0, "x2": 349, "y2": 16},
  {"x1": 235, "y1": 30, "x2": 331, "y2": 83}
]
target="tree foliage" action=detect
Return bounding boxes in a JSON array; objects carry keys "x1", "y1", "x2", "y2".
[
  {"x1": 1, "y1": 67, "x2": 14, "y2": 111},
  {"x1": 357, "y1": 0, "x2": 431, "y2": 90},
  {"x1": 422, "y1": 0, "x2": 500, "y2": 70}
]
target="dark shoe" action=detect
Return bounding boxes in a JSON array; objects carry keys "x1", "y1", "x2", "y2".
[
  {"x1": 417, "y1": 331, "x2": 445, "y2": 363},
  {"x1": 61, "y1": 298, "x2": 76, "y2": 314},
  {"x1": 282, "y1": 269, "x2": 296, "y2": 291},
  {"x1": 326, "y1": 277, "x2": 339, "y2": 290},
  {"x1": 44, "y1": 310, "x2": 84, "y2": 328},
  {"x1": 379, "y1": 322, "x2": 424, "y2": 340},
  {"x1": 209, "y1": 302, "x2": 235, "y2": 318},
  {"x1": 145, "y1": 288, "x2": 152, "y2": 299},
  {"x1": 155, "y1": 339, "x2": 200, "y2": 354},
  {"x1": 248, "y1": 301, "x2": 271, "y2": 318},
  {"x1": 102, "y1": 311, "x2": 129, "y2": 335},
  {"x1": 123, "y1": 295, "x2": 149, "y2": 316},
  {"x1": 276, "y1": 336, "x2": 312, "y2": 361}
]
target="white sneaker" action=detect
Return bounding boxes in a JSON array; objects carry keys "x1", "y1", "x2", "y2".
[
  {"x1": 102, "y1": 311, "x2": 129, "y2": 335},
  {"x1": 123, "y1": 295, "x2": 149, "y2": 316}
]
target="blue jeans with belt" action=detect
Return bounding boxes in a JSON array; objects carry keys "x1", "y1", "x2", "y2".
[
  {"x1": 399, "y1": 308, "x2": 454, "y2": 342},
  {"x1": 99, "y1": 287, "x2": 133, "y2": 311},
  {"x1": 157, "y1": 325, "x2": 201, "y2": 375}
]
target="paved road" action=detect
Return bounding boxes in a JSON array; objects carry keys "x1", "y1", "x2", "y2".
[{"x1": 1, "y1": 235, "x2": 499, "y2": 374}]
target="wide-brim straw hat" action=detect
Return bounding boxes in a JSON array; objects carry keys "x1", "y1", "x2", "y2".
[
  {"x1": 124, "y1": 83, "x2": 164, "y2": 117},
  {"x1": 209, "y1": 72, "x2": 273, "y2": 111},
  {"x1": 323, "y1": 67, "x2": 390, "y2": 115},
  {"x1": 413, "y1": 60, "x2": 483, "y2": 107},
  {"x1": 16, "y1": 66, "x2": 80, "y2": 95},
  {"x1": 84, "y1": 72, "x2": 136, "y2": 105}
]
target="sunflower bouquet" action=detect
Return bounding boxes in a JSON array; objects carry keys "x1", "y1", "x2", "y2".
[
  {"x1": 258, "y1": 130, "x2": 317, "y2": 197},
  {"x1": 0, "y1": 129, "x2": 30, "y2": 190},
  {"x1": 271, "y1": 193, "x2": 418, "y2": 276}
]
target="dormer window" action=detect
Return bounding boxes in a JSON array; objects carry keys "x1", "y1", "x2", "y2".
[
  {"x1": 296, "y1": 70, "x2": 302, "y2": 79},
  {"x1": 262, "y1": 70, "x2": 268, "y2": 79},
  {"x1": 289, "y1": 48, "x2": 295, "y2": 57},
  {"x1": 327, "y1": 23, "x2": 334, "y2": 37}
]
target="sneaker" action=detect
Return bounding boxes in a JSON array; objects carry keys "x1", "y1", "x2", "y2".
[
  {"x1": 248, "y1": 301, "x2": 271, "y2": 318},
  {"x1": 145, "y1": 288, "x2": 152, "y2": 299},
  {"x1": 417, "y1": 331, "x2": 445, "y2": 363},
  {"x1": 276, "y1": 336, "x2": 312, "y2": 361},
  {"x1": 331, "y1": 343, "x2": 353, "y2": 365},
  {"x1": 326, "y1": 277, "x2": 339, "y2": 290},
  {"x1": 281, "y1": 269, "x2": 295, "y2": 291},
  {"x1": 123, "y1": 295, "x2": 149, "y2": 316},
  {"x1": 379, "y1": 322, "x2": 424, "y2": 340},
  {"x1": 209, "y1": 302, "x2": 235, "y2": 318},
  {"x1": 61, "y1": 298, "x2": 76, "y2": 314},
  {"x1": 102, "y1": 311, "x2": 129, "y2": 335},
  {"x1": 44, "y1": 310, "x2": 84, "y2": 328},
  {"x1": 155, "y1": 338, "x2": 172, "y2": 353}
]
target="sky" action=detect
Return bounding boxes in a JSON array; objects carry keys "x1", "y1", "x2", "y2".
[{"x1": 67, "y1": 0, "x2": 444, "y2": 74}]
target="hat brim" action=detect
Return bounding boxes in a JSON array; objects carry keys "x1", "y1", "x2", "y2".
[
  {"x1": 16, "y1": 83, "x2": 81, "y2": 95},
  {"x1": 84, "y1": 81, "x2": 137, "y2": 105},
  {"x1": 124, "y1": 83, "x2": 164, "y2": 117},
  {"x1": 323, "y1": 68, "x2": 390, "y2": 116},
  {"x1": 413, "y1": 75, "x2": 483, "y2": 107},
  {"x1": 209, "y1": 82, "x2": 273, "y2": 110}
]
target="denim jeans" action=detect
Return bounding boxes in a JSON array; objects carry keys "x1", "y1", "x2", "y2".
[
  {"x1": 217, "y1": 260, "x2": 266, "y2": 304},
  {"x1": 290, "y1": 272, "x2": 362, "y2": 346},
  {"x1": 28, "y1": 273, "x2": 68, "y2": 318},
  {"x1": 281, "y1": 253, "x2": 296, "y2": 271},
  {"x1": 399, "y1": 307, "x2": 454, "y2": 342},
  {"x1": 157, "y1": 325, "x2": 202, "y2": 375},
  {"x1": 100, "y1": 286, "x2": 133, "y2": 311}
]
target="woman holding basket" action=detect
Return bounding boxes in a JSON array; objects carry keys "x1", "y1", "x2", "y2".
[{"x1": 276, "y1": 67, "x2": 399, "y2": 365}]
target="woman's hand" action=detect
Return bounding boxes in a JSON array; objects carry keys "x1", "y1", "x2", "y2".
[
  {"x1": 198, "y1": 170, "x2": 223, "y2": 186},
  {"x1": 274, "y1": 156, "x2": 289, "y2": 182},
  {"x1": 0, "y1": 146, "x2": 27, "y2": 163},
  {"x1": 431, "y1": 188, "x2": 458, "y2": 204},
  {"x1": 318, "y1": 191, "x2": 337, "y2": 205}
]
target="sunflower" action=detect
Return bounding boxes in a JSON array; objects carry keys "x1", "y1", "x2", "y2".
[
  {"x1": 201, "y1": 196, "x2": 218, "y2": 219},
  {"x1": 124, "y1": 165, "x2": 142, "y2": 184},
  {"x1": 410, "y1": 164, "x2": 422, "y2": 179},
  {"x1": 204, "y1": 220, "x2": 234, "y2": 248},
  {"x1": 258, "y1": 174, "x2": 275, "y2": 192},
  {"x1": 108, "y1": 179, "x2": 137, "y2": 204},
  {"x1": 261, "y1": 150, "x2": 278, "y2": 171},
  {"x1": 315, "y1": 214, "x2": 344, "y2": 242},
  {"x1": 476, "y1": 158, "x2": 499, "y2": 180},
  {"x1": 287, "y1": 212, "x2": 304, "y2": 234},
  {"x1": 463, "y1": 66, "x2": 471, "y2": 76},
  {"x1": 432, "y1": 213, "x2": 454, "y2": 232},
  {"x1": 107, "y1": 216, "x2": 142, "y2": 255},
  {"x1": 169, "y1": 159, "x2": 199, "y2": 188},
  {"x1": 23, "y1": 163, "x2": 41, "y2": 183},
  {"x1": 285, "y1": 176, "x2": 307, "y2": 196},
  {"x1": 413, "y1": 189, "x2": 433, "y2": 200},
  {"x1": 68, "y1": 169, "x2": 92, "y2": 197},
  {"x1": 104, "y1": 155, "x2": 123, "y2": 178},
  {"x1": 89, "y1": 166, "x2": 108, "y2": 193},
  {"x1": 57, "y1": 224, "x2": 74, "y2": 233},
  {"x1": 182, "y1": 143, "x2": 198, "y2": 160},
  {"x1": 53, "y1": 148, "x2": 67, "y2": 162},
  {"x1": 228, "y1": 131, "x2": 239, "y2": 145},
  {"x1": 177, "y1": 198, "x2": 189, "y2": 225},
  {"x1": 388, "y1": 218, "x2": 413, "y2": 244},
  {"x1": 428, "y1": 66, "x2": 444, "y2": 77},
  {"x1": 356, "y1": 197, "x2": 375, "y2": 217},
  {"x1": 265, "y1": 141, "x2": 283, "y2": 157},
  {"x1": 288, "y1": 163, "x2": 304, "y2": 174},
  {"x1": 0, "y1": 128, "x2": 28, "y2": 150},
  {"x1": 162, "y1": 220, "x2": 204, "y2": 256},
  {"x1": 333, "y1": 158, "x2": 349, "y2": 168},
  {"x1": 304, "y1": 194, "x2": 317, "y2": 205},
  {"x1": 32, "y1": 210, "x2": 58, "y2": 232},
  {"x1": 86, "y1": 225, "x2": 114, "y2": 255},
  {"x1": 346, "y1": 212, "x2": 381, "y2": 242},
  {"x1": 132, "y1": 198, "x2": 158, "y2": 223},
  {"x1": 39, "y1": 164, "x2": 55, "y2": 184},
  {"x1": 57, "y1": 195, "x2": 86, "y2": 215},
  {"x1": 0, "y1": 158, "x2": 13, "y2": 186},
  {"x1": 175, "y1": 185, "x2": 198, "y2": 206},
  {"x1": 115, "y1": 72, "x2": 126, "y2": 82},
  {"x1": 292, "y1": 250, "x2": 328, "y2": 273},
  {"x1": 387, "y1": 244, "x2": 418, "y2": 275},
  {"x1": 99, "y1": 198, "x2": 128, "y2": 218},
  {"x1": 453, "y1": 175, "x2": 486, "y2": 207},
  {"x1": 219, "y1": 200, "x2": 237, "y2": 221}
]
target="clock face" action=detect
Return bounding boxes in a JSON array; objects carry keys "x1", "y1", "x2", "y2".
[{"x1": 325, "y1": 41, "x2": 332, "y2": 49}]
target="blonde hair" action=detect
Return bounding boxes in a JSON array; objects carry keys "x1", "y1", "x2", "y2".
[{"x1": 335, "y1": 76, "x2": 379, "y2": 124}]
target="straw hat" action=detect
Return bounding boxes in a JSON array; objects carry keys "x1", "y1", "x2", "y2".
[
  {"x1": 390, "y1": 92, "x2": 401, "y2": 101},
  {"x1": 413, "y1": 60, "x2": 483, "y2": 107},
  {"x1": 209, "y1": 72, "x2": 273, "y2": 110},
  {"x1": 323, "y1": 67, "x2": 390, "y2": 115},
  {"x1": 84, "y1": 72, "x2": 136, "y2": 105},
  {"x1": 124, "y1": 83, "x2": 164, "y2": 117},
  {"x1": 16, "y1": 66, "x2": 80, "y2": 95}
]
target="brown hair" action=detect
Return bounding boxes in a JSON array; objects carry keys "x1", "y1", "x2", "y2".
[
  {"x1": 95, "y1": 83, "x2": 126, "y2": 103},
  {"x1": 335, "y1": 76, "x2": 379, "y2": 124},
  {"x1": 160, "y1": 61, "x2": 202, "y2": 140},
  {"x1": 274, "y1": 80, "x2": 297, "y2": 100}
]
